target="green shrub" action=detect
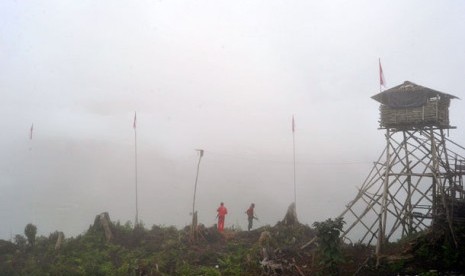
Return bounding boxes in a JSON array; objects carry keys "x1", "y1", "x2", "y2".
[{"x1": 313, "y1": 217, "x2": 345, "y2": 275}]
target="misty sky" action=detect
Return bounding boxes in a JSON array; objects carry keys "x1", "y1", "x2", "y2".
[{"x1": 1, "y1": 0, "x2": 465, "y2": 240}]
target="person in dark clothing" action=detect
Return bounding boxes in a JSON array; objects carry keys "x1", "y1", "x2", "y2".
[{"x1": 246, "y1": 203, "x2": 257, "y2": 231}]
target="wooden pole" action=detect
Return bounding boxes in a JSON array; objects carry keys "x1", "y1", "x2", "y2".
[
  {"x1": 402, "y1": 131, "x2": 413, "y2": 234},
  {"x1": 376, "y1": 129, "x2": 391, "y2": 265},
  {"x1": 191, "y1": 149, "x2": 204, "y2": 238}
]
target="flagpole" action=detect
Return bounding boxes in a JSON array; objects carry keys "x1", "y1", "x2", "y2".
[
  {"x1": 29, "y1": 123, "x2": 33, "y2": 151},
  {"x1": 192, "y1": 149, "x2": 204, "y2": 218},
  {"x1": 29, "y1": 123, "x2": 35, "y2": 223},
  {"x1": 191, "y1": 149, "x2": 204, "y2": 240},
  {"x1": 134, "y1": 112, "x2": 139, "y2": 226},
  {"x1": 292, "y1": 116, "x2": 296, "y2": 208}
]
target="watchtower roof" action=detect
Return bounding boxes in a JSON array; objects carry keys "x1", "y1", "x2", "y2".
[{"x1": 372, "y1": 81, "x2": 458, "y2": 109}]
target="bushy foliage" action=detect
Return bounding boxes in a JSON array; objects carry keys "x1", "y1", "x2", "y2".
[
  {"x1": 24, "y1": 223, "x2": 37, "y2": 247},
  {"x1": 0, "y1": 219, "x2": 275, "y2": 274},
  {"x1": 5, "y1": 215, "x2": 464, "y2": 275},
  {"x1": 177, "y1": 264, "x2": 221, "y2": 276},
  {"x1": 411, "y1": 226, "x2": 465, "y2": 273},
  {"x1": 313, "y1": 217, "x2": 345, "y2": 275},
  {"x1": 14, "y1": 234, "x2": 27, "y2": 250}
]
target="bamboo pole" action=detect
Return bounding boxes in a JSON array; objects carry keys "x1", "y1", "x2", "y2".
[
  {"x1": 191, "y1": 149, "x2": 204, "y2": 240},
  {"x1": 376, "y1": 129, "x2": 391, "y2": 265}
]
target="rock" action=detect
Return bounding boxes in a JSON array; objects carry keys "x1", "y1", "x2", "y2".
[{"x1": 259, "y1": 231, "x2": 272, "y2": 247}]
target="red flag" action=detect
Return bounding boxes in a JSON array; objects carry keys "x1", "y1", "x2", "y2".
[
  {"x1": 292, "y1": 116, "x2": 295, "y2": 133},
  {"x1": 379, "y1": 58, "x2": 386, "y2": 87},
  {"x1": 133, "y1": 112, "x2": 136, "y2": 129},
  {"x1": 30, "y1": 124, "x2": 33, "y2": 140}
]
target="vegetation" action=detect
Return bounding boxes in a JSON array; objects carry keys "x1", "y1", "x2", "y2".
[
  {"x1": 0, "y1": 215, "x2": 465, "y2": 275},
  {"x1": 24, "y1": 223, "x2": 37, "y2": 248},
  {"x1": 313, "y1": 217, "x2": 345, "y2": 275}
]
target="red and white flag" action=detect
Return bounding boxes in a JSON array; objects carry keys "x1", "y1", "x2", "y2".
[
  {"x1": 133, "y1": 112, "x2": 136, "y2": 129},
  {"x1": 379, "y1": 58, "x2": 386, "y2": 87},
  {"x1": 30, "y1": 124, "x2": 33, "y2": 140}
]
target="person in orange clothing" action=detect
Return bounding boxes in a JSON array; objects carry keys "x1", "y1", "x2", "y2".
[{"x1": 216, "y1": 202, "x2": 228, "y2": 232}]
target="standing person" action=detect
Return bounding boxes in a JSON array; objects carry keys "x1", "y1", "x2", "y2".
[
  {"x1": 216, "y1": 202, "x2": 228, "y2": 232},
  {"x1": 246, "y1": 203, "x2": 257, "y2": 231}
]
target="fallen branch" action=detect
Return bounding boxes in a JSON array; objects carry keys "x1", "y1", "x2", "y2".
[
  {"x1": 292, "y1": 264, "x2": 305, "y2": 276},
  {"x1": 300, "y1": 236, "x2": 317, "y2": 250}
]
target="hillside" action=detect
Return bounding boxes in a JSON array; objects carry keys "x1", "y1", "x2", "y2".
[{"x1": 1, "y1": 212, "x2": 465, "y2": 275}]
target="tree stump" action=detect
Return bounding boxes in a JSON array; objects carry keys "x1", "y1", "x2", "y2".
[
  {"x1": 282, "y1": 202, "x2": 299, "y2": 225},
  {"x1": 54, "y1": 232, "x2": 64, "y2": 250},
  {"x1": 93, "y1": 212, "x2": 113, "y2": 242}
]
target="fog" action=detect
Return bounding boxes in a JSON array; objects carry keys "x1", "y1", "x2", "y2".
[{"x1": 1, "y1": 0, "x2": 465, "y2": 240}]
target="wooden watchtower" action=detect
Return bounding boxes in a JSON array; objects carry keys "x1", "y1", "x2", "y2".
[{"x1": 339, "y1": 81, "x2": 465, "y2": 253}]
